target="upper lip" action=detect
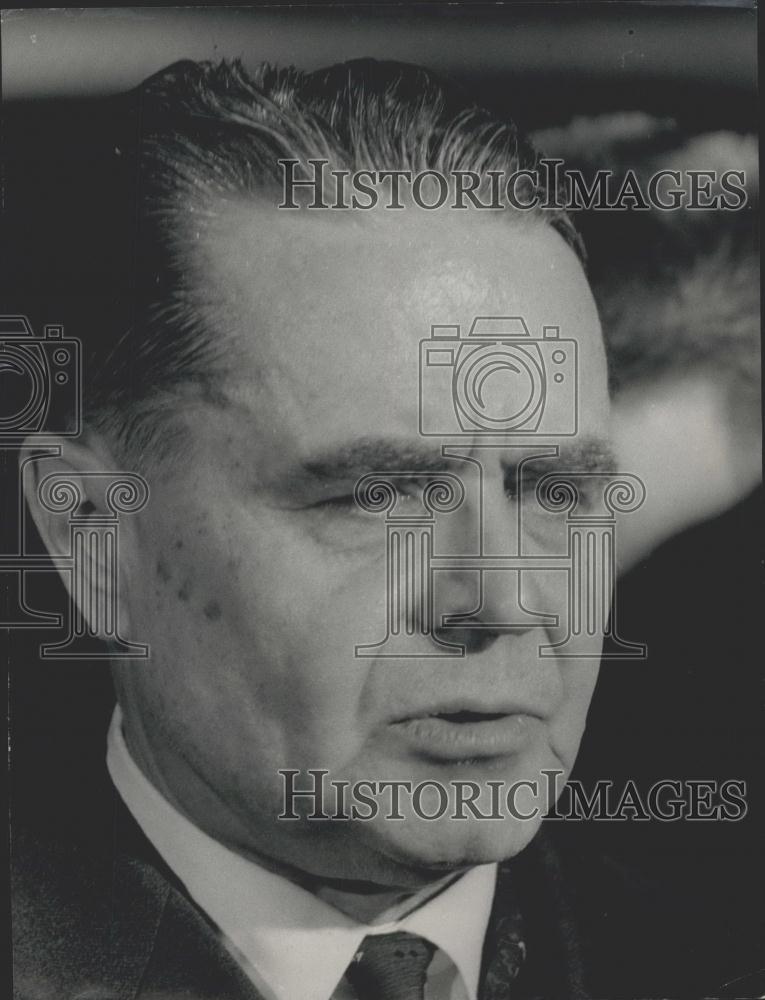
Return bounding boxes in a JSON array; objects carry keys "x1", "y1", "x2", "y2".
[{"x1": 390, "y1": 697, "x2": 549, "y2": 725}]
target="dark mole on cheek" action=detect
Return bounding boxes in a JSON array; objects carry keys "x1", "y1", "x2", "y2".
[
  {"x1": 174, "y1": 539, "x2": 183, "y2": 550},
  {"x1": 203, "y1": 600, "x2": 222, "y2": 621},
  {"x1": 156, "y1": 559, "x2": 171, "y2": 582}
]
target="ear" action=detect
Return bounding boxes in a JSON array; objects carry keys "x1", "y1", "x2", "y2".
[{"x1": 22, "y1": 435, "x2": 146, "y2": 645}]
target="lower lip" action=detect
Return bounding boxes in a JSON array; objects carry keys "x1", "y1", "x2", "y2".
[{"x1": 390, "y1": 713, "x2": 543, "y2": 762}]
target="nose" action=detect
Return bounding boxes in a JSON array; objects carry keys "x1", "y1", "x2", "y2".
[
  {"x1": 432, "y1": 614, "x2": 505, "y2": 655},
  {"x1": 432, "y1": 570, "x2": 555, "y2": 654},
  {"x1": 430, "y1": 472, "x2": 557, "y2": 655}
]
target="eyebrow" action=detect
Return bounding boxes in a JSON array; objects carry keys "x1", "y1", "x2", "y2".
[
  {"x1": 300, "y1": 438, "x2": 454, "y2": 482},
  {"x1": 521, "y1": 436, "x2": 619, "y2": 475},
  {"x1": 296, "y1": 434, "x2": 618, "y2": 485}
]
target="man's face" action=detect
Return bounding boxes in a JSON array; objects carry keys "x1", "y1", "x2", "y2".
[{"x1": 114, "y1": 206, "x2": 610, "y2": 889}]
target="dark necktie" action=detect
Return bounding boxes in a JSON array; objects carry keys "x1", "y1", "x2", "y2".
[{"x1": 344, "y1": 931, "x2": 436, "y2": 1000}]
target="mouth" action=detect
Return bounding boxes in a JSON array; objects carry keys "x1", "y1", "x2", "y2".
[
  {"x1": 389, "y1": 705, "x2": 545, "y2": 762},
  {"x1": 430, "y1": 709, "x2": 508, "y2": 724}
]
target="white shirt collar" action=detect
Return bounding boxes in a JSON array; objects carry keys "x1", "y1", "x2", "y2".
[{"x1": 106, "y1": 706, "x2": 497, "y2": 1000}]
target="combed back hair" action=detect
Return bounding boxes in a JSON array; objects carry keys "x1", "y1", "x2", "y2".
[{"x1": 2, "y1": 58, "x2": 582, "y2": 469}]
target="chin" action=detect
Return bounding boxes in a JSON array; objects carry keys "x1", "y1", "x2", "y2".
[
  {"x1": 322, "y1": 750, "x2": 567, "y2": 880},
  {"x1": 362, "y1": 808, "x2": 545, "y2": 877}
]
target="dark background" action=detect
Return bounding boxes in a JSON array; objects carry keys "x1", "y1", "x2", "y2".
[{"x1": 2, "y1": 3, "x2": 759, "y2": 129}]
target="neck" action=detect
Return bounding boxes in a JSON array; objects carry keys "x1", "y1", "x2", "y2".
[{"x1": 314, "y1": 871, "x2": 460, "y2": 924}]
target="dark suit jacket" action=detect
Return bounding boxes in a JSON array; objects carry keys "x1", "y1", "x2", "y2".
[{"x1": 10, "y1": 720, "x2": 753, "y2": 1000}]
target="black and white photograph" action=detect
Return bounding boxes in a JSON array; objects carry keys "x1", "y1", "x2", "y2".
[{"x1": 2, "y1": 4, "x2": 761, "y2": 998}]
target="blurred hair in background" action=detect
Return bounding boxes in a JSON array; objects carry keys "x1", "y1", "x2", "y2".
[{"x1": 532, "y1": 114, "x2": 760, "y2": 563}]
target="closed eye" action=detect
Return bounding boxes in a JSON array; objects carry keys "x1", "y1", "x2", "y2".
[
  {"x1": 312, "y1": 493, "x2": 360, "y2": 514},
  {"x1": 312, "y1": 481, "x2": 425, "y2": 514}
]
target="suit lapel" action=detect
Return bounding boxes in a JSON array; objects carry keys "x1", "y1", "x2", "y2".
[
  {"x1": 135, "y1": 882, "x2": 268, "y2": 1000},
  {"x1": 110, "y1": 789, "x2": 267, "y2": 999},
  {"x1": 479, "y1": 831, "x2": 588, "y2": 1000},
  {"x1": 12, "y1": 828, "x2": 167, "y2": 1000}
]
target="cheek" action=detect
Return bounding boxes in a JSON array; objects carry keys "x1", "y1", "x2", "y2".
[
  {"x1": 549, "y1": 663, "x2": 599, "y2": 764},
  {"x1": 128, "y1": 499, "x2": 383, "y2": 749}
]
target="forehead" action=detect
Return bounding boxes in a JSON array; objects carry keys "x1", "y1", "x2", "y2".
[{"x1": 198, "y1": 204, "x2": 607, "y2": 457}]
